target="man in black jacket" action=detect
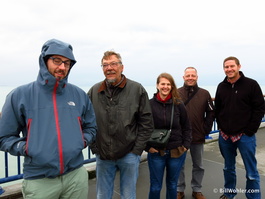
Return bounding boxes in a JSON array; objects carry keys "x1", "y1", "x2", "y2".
[
  {"x1": 215, "y1": 56, "x2": 265, "y2": 199},
  {"x1": 177, "y1": 67, "x2": 215, "y2": 199},
  {"x1": 88, "y1": 51, "x2": 153, "y2": 199}
]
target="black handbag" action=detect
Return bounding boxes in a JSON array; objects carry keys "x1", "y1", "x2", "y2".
[{"x1": 148, "y1": 105, "x2": 174, "y2": 148}]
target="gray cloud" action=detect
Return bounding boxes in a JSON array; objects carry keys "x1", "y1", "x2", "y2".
[{"x1": 1, "y1": 0, "x2": 265, "y2": 89}]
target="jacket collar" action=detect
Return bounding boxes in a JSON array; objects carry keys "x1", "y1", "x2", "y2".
[
  {"x1": 153, "y1": 93, "x2": 173, "y2": 104},
  {"x1": 37, "y1": 55, "x2": 68, "y2": 93},
  {"x1": 98, "y1": 74, "x2": 127, "y2": 93},
  {"x1": 183, "y1": 83, "x2": 199, "y2": 92},
  {"x1": 223, "y1": 71, "x2": 244, "y2": 84}
]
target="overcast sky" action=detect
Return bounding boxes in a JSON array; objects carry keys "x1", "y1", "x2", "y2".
[{"x1": 1, "y1": 0, "x2": 265, "y2": 89}]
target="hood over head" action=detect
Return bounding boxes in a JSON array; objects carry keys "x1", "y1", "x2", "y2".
[
  {"x1": 38, "y1": 39, "x2": 77, "y2": 90},
  {"x1": 41, "y1": 39, "x2": 76, "y2": 66}
]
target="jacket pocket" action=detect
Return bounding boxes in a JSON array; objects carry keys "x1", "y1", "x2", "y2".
[
  {"x1": 25, "y1": 118, "x2": 32, "y2": 156},
  {"x1": 170, "y1": 146, "x2": 186, "y2": 158},
  {"x1": 78, "y1": 117, "x2": 86, "y2": 148}
]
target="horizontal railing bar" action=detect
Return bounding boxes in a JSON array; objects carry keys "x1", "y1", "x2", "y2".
[{"x1": 0, "y1": 174, "x2": 23, "y2": 184}]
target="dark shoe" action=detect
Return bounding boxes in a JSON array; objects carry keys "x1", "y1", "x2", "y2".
[
  {"x1": 192, "y1": 192, "x2": 206, "y2": 199},
  {"x1": 219, "y1": 194, "x2": 235, "y2": 199},
  {"x1": 177, "y1": 191, "x2": 185, "y2": 199}
]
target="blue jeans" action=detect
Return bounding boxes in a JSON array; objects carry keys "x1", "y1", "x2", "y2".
[
  {"x1": 148, "y1": 150, "x2": 187, "y2": 199},
  {"x1": 96, "y1": 153, "x2": 141, "y2": 199},
  {"x1": 219, "y1": 134, "x2": 261, "y2": 199}
]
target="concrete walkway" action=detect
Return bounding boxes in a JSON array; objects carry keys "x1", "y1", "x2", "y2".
[
  {"x1": 1, "y1": 126, "x2": 265, "y2": 199},
  {"x1": 88, "y1": 126, "x2": 265, "y2": 199}
]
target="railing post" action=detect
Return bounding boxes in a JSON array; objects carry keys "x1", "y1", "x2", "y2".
[
  {"x1": 17, "y1": 156, "x2": 21, "y2": 175},
  {"x1": 4, "y1": 152, "x2": 8, "y2": 177}
]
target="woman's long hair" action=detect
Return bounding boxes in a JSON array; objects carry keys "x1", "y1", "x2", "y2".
[{"x1": 156, "y1": 73, "x2": 181, "y2": 104}]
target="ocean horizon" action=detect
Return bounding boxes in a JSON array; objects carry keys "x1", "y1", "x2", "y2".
[{"x1": 1, "y1": 84, "x2": 265, "y2": 109}]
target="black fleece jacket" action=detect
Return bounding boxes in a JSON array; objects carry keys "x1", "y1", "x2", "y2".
[{"x1": 215, "y1": 72, "x2": 265, "y2": 136}]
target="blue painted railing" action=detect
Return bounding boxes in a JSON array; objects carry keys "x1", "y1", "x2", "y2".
[
  {"x1": 0, "y1": 146, "x2": 95, "y2": 184},
  {"x1": 1, "y1": 118, "x2": 264, "y2": 186}
]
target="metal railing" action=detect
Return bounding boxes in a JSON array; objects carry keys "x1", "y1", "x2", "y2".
[
  {"x1": 1, "y1": 118, "x2": 265, "y2": 186},
  {"x1": 0, "y1": 146, "x2": 95, "y2": 184}
]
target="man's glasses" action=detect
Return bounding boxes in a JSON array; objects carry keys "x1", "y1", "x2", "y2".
[
  {"x1": 101, "y1": 62, "x2": 121, "y2": 68},
  {"x1": 50, "y1": 57, "x2": 71, "y2": 68}
]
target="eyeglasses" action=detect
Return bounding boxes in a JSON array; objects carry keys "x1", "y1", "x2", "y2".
[
  {"x1": 49, "y1": 57, "x2": 71, "y2": 68},
  {"x1": 101, "y1": 62, "x2": 121, "y2": 68}
]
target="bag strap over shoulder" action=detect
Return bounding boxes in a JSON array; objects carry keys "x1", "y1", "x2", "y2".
[
  {"x1": 169, "y1": 104, "x2": 174, "y2": 131},
  {"x1": 184, "y1": 87, "x2": 200, "y2": 106}
]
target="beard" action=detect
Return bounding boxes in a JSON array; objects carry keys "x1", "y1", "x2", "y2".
[
  {"x1": 105, "y1": 71, "x2": 117, "y2": 84},
  {"x1": 106, "y1": 78, "x2": 116, "y2": 84}
]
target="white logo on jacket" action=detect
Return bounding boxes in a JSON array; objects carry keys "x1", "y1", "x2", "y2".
[{"x1": 67, "y1": 101, "x2": 76, "y2": 106}]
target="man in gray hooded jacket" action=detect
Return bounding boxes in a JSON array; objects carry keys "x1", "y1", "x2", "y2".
[{"x1": 0, "y1": 39, "x2": 97, "y2": 199}]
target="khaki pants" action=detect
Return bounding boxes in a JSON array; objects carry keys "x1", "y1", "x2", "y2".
[{"x1": 22, "y1": 166, "x2": 88, "y2": 199}]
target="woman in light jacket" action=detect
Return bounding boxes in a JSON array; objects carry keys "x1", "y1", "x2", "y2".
[{"x1": 146, "y1": 73, "x2": 192, "y2": 199}]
